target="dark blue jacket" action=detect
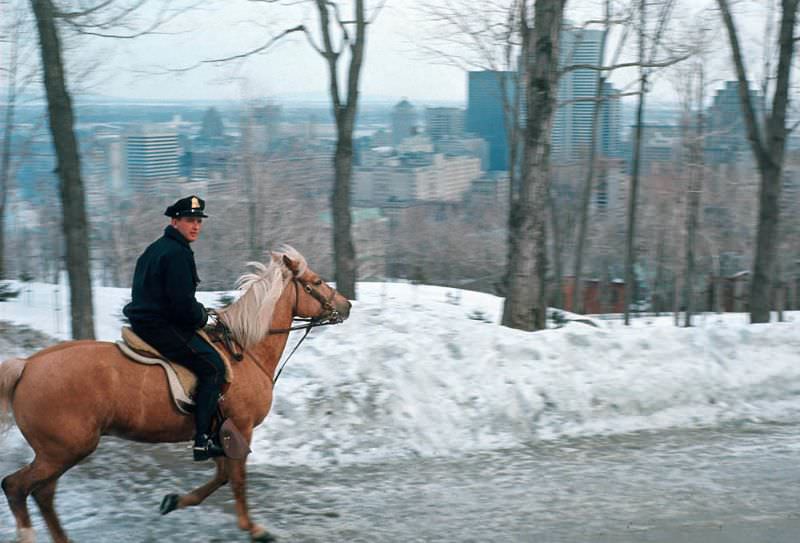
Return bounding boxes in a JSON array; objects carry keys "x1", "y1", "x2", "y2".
[{"x1": 123, "y1": 226, "x2": 207, "y2": 331}]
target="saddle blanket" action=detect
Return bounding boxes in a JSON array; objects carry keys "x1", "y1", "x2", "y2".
[{"x1": 115, "y1": 327, "x2": 233, "y2": 415}]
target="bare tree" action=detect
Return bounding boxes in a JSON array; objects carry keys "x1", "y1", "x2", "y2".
[
  {"x1": 28, "y1": 0, "x2": 199, "y2": 338},
  {"x1": 418, "y1": 0, "x2": 528, "y2": 296},
  {"x1": 716, "y1": 0, "x2": 799, "y2": 323},
  {"x1": 502, "y1": 0, "x2": 566, "y2": 331},
  {"x1": 311, "y1": 0, "x2": 368, "y2": 299},
  {"x1": 623, "y1": 0, "x2": 678, "y2": 325},
  {"x1": 204, "y1": 1, "x2": 374, "y2": 298},
  {"x1": 667, "y1": 16, "x2": 715, "y2": 326},
  {"x1": 30, "y1": 0, "x2": 95, "y2": 338},
  {"x1": 571, "y1": 0, "x2": 635, "y2": 314}
]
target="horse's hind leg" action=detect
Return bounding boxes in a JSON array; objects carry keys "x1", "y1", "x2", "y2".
[
  {"x1": 2, "y1": 456, "x2": 71, "y2": 543},
  {"x1": 32, "y1": 478, "x2": 69, "y2": 543},
  {"x1": 2, "y1": 464, "x2": 35, "y2": 543},
  {"x1": 160, "y1": 457, "x2": 228, "y2": 515}
]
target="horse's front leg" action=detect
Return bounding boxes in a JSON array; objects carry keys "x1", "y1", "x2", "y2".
[
  {"x1": 228, "y1": 458, "x2": 275, "y2": 542},
  {"x1": 160, "y1": 457, "x2": 227, "y2": 515}
]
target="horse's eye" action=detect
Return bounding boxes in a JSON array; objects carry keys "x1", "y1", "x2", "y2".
[{"x1": 314, "y1": 279, "x2": 323, "y2": 286}]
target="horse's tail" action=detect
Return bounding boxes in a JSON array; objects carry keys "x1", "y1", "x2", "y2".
[{"x1": 0, "y1": 357, "x2": 26, "y2": 432}]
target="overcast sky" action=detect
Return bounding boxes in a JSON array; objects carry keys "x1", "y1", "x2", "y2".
[{"x1": 50, "y1": 0, "x2": 773, "y2": 106}]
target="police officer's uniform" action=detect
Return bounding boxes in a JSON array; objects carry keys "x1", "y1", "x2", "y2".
[{"x1": 123, "y1": 196, "x2": 225, "y2": 460}]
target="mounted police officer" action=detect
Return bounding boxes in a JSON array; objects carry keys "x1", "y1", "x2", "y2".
[{"x1": 123, "y1": 195, "x2": 225, "y2": 461}]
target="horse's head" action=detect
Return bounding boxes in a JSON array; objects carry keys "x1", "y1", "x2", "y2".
[{"x1": 282, "y1": 254, "x2": 351, "y2": 323}]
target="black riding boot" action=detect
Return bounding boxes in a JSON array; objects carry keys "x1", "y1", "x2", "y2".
[
  {"x1": 192, "y1": 381, "x2": 225, "y2": 461},
  {"x1": 193, "y1": 433, "x2": 225, "y2": 461}
]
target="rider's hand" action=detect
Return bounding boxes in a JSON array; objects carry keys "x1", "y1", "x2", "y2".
[{"x1": 205, "y1": 307, "x2": 219, "y2": 326}]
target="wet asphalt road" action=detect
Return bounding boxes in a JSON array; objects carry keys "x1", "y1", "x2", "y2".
[{"x1": 1, "y1": 420, "x2": 800, "y2": 542}]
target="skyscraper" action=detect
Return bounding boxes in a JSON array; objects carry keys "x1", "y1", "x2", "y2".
[
  {"x1": 552, "y1": 27, "x2": 605, "y2": 162},
  {"x1": 706, "y1": 80, "x2": 763, "y2": 163},
  {"x1": 600, "y1": 81, "x2": 622, "y2": 157},
  {"x1": 425, "y1": 107, "x2": 465, "y2": 141},
  {"x1": 466, "y1": 71, "x2": 517, "y2": 171},
  {"x1": 391, "y1": 99, "x2": 417, "y2": 145},
  {"x1": 126, "y1": 126, "x2": 180, "y2": 194}
]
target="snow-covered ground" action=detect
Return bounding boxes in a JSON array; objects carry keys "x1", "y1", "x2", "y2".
[{"x1": 1, "y1": 280, "x2": 798, "y2": 467}]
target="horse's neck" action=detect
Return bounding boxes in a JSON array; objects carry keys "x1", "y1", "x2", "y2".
[{"x1": 248, "y1": 283, "x2": 295, "y2": 380}]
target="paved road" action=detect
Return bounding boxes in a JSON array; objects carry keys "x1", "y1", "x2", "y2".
[{"x1": 2, "y1": 420, "x2": 800, "y2": 542}]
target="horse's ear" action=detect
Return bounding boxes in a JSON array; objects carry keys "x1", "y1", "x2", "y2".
[{"x1": 282, "y1": 254, "x2": 300, "y2": 275}]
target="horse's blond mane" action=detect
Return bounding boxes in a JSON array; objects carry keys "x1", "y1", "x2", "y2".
[{"x1": 217, "y1": 245, "x2": 308, "y2": 348}]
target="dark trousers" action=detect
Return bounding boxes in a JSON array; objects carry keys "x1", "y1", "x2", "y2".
[{"x1": 132, "y1": 322, "x2": 226, "y2": 443}]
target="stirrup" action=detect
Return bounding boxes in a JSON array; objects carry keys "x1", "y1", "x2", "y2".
[{"x1": 193, "y1": 435, "x2": 225, "y2": 461}]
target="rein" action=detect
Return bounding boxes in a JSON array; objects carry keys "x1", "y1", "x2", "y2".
[
  {"x1": 270, "y1": 278, "x2": 343, "y2": 384},
  {"x1": 212, "y1": 276, "x2": 344, "y2": 385}
]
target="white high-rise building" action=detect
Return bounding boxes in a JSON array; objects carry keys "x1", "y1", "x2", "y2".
[
  {"x1": 125, "y1": 126, "x2": 180, "y2": 194},
  {"x1": 552, "y1": 27, "x2": 620, "y2": 162},
  {"x1": 353, "y1": 153, "x2": 482, "y2": 206},
  {"x1": 425, "y1": 107, "x2": 465, "y2": 142},
  {"x1": 85, "y1": 134, "x2": 124, "y2": 213}
]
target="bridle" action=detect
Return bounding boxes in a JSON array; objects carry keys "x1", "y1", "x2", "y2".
[{"x1": 269, "y1": 274, "x2": 345, "y2": 384}]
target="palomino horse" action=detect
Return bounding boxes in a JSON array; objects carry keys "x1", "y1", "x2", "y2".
[{"x1": 0, "y1": 246, "x2": 351, "y2": 543}]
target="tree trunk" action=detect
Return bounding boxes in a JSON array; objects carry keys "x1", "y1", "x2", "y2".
[
  {"x1": 749, "y1": 162, "x2": 783, "y2": 321},
  {"x1": 653, "y1": 226, "x2": 666, "y2": 314},
  {"x1": 776, "y1": 259, "x2": 784, "y2": 321},
  {"x1": 548, "y1": 187, "x2": 564, "y2": 310},
  {"x1": 624, "y1": 0, "x2": 647, "y2": 326},
  {"x1": 241, "y1": 114, "x2": 261, "y2": 261},
  {"x1": 500, "y1": 7, "x2": 528, "y2": 298},
  {"x1": 30, "y1": 0, "x2": 95, "y2": 339},
  {"x1": 502, "y1": 0, "x2": 565, "y2": 331},
  {"x1": 683, "y1": 66, "x2": 704, "y2": 327},
  {"x1": 315, "y1": 0, "x2": 365, "y2": 300},
  {"x1": 672, "y1": 271, "x2": 680, "y2": 326},
  {"x1": 332, "y1": 124, "x2": 356, "y2": 298}
]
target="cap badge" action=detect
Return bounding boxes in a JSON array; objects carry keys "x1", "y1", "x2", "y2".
[{"x1": 191, "y1": 197, "x2": 200, "y2": 209}]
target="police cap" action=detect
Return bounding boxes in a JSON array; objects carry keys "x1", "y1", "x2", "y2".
[{"x1": 165, "y1": 195, "x2": 208, "y2": 219}]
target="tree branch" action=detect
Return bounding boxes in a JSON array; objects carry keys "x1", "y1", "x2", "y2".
[
  {"x1": 562, "y1": 54, "x2": 691, "y2": 73},
  {"x1": 55, "y1": 0, "x2": 119, "y2": 20},
  {"x1": 315, "y1": 0, "x2": 342, "y2": 112},
  {"x1": 163, "y1": 24, "x2": 305, "y2": 73},
  {"x1": 556, "y1": 91, "x2": 641, "y2": 108}
]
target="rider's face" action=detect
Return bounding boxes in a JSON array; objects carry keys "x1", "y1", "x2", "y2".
[{"x1": 171, "y1": 217, "x2": 203, "y2": 243}]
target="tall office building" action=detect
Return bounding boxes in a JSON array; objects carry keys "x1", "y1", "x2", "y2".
[
  {"x1": 85, "y1": 134, "x2": 124, "y2": 212},
  {"x1": 706, "y1": 80, "x2": 763, "y2": 163},
  {"x1": 125, "y1": 126, "x2": 180, "y2": 194},
  {"x1": 426, "y1": 107, "x2": 465, "y2": 141},
  {"x1": 466, "y1": 71, "x2": 517, "y2": 171},
  {"x1": 199, "y1": 107, "x2": 224, "y2": 140},
  {"x1": 600, "y1": 81, "x2": 622, "y2": 157},
  {"x1": 392, "y1": 99, "x2": 417, "y2": 145},
  {"x1": 552, "y1": 27, "x2": 605, "y2": 162}
]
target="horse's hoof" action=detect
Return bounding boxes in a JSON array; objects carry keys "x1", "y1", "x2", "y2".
[
  {"x1": 251, "y1": 527, "x2": 277, "y2": 542},
  {"x1": 159, "y1": 493, "x2": 180, "y2": 516},
  {"x1": 17, "y1": 527, "x2": 35, "y2": 543}
]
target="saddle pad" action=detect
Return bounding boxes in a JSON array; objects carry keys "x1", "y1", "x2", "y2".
[
  {"x1": 116, "y1": 327, "x2": 235, "y2": 415},
  {"x1": 115, "y1": 340, "x2": 196, "y2": 414}
]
